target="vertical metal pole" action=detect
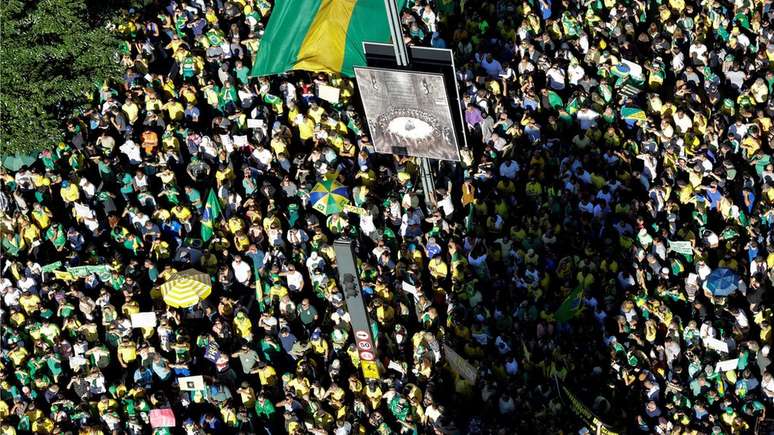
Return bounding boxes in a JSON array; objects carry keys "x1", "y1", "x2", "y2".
[
  {"x1": 420, "y1": 156, "x2": 436, "y2": 207},
  {"x1": 383, "y1": 0, "x2": 410, "y2": 67},
  {"x1": 383, "y1": 0, "x2": 436, "y2": 210}
]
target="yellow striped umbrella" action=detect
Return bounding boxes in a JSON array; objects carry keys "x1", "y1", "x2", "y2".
[{"x1": 159, "y1": 269, "x2": 212, "y2": 308}]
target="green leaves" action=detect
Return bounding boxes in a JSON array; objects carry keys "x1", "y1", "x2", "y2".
[{"x1": 0, "y1": 0, "x2": 121, "y2": 154}]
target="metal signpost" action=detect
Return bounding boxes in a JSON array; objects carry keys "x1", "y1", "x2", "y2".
[
  {"x1": 378, "y1": 0, "x2": 439, "y2": 209},
  {"x1": 333, "y1": 239, "x2": 380, "y2": 379},
  {"x1": 335, "y1": 0, "x2": 470, "y2": 381}
]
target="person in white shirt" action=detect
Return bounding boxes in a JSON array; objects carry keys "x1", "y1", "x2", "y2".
[
  {"x1": 306, "y1": 251, "x2": 325, "y2": 271},
  {"x1": 498, "y1": 393, "x2": 516, "y2": 415},
  {"x1": 78, "y1": 178, "x2": 97, "y2": 199},
  {"x1": 119, "y1": 139, "x2": 142, "y2": 165},
  {"x1": 670, "y1": 46, "x2": 684, "y2": 73},
  {"x1": 3, "y1": 286, "x2": 20, "y2": 308},
  {"x1": 505, "y1": 355, "x2": 518, "y2": 375},
  {"x1": 546, "y1": 65, "x2": 566, "y2": 90},
  {"x1": 334, "y1": 421, "x2": 352, "y2": 435},
  {"x1": 252, "y1": 146, "x2": 273, "y2": 171},
  {"x1": 517, "y1": 57, "x2": 535, "y2": 75},
  {"x1": 672, "y1": 110, "x2": 693, "y2": 134},
  {"x1": 568, "y1": 61, "x2": 585, "y2": 85},
  {"x1": 689, "y1": 42, "x2": 708, "y2": 65},
  {"x1": 133, "y1": 170, "x2": 149, "y2": 192},
  {"x1": 231, "y1": 255, "x2": 252, "y2": 286},
  {"x1": 577, "y1": 108, "x2": 599, "y2": 130},
  {"x1": 762, "y1": 372, "x2": 774, "y2": 399},
  {"x1": 421, "y1": 5, "x2": 437, "y2": 32},
  {"x1": 699, "y1": 321, "x2": 716, "y2": 340},
  {"x1": 283, "y1": 264, "x2": 304, "y2": 292}
]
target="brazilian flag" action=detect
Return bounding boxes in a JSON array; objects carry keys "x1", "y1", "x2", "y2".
[
  {"x1": 201, "y1": 189, "x2": 222, "y2": 242},
  {"x1": 263, "y1": 93, "x2": 284, "y2": 113},
  {"x1": 565, "y1": 97, "x2": 581, "y2": 115},
  {"x1": 250, "y1": 0, "x2": 391, "y2": 77},
  {"x1": 555, "y1": 286, "x2": 584, "y2": 322}
]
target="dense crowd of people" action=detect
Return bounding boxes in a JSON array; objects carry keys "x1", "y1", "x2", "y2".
[{"x1": 3, "y1": 0, "x2": 774, "y2": 433}]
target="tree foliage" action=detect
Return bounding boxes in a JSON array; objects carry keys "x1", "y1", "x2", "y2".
[{"x1": 0, "y1": 0, "x2": 122, "y2": 154}]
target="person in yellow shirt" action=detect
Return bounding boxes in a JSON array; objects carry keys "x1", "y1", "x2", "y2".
[
  {"x1": 270, "y1": 137, "x2": 288, "y2": 157},
  {"x1": 8, "y1": 343, "x2": 28, "y2": 367},
  {"x1": 19, "y1": 290, "x2": 41, "y2": 315},
  {"x1": 233, "y1": 311, "x2": 253, "y2": 341},
  {"x1": 251, "y1": 361, "x2": 277, "y2": 387},
  {"x1": 227, "y1": 216, "x2": 244, "y2": 235},
  {"x1": 122, "y1": 97, "x2": 140, "y2": 125},
  {"x1": 144, "y1": 92, "x2": 163, "y2": 112},
  {"x1": 525, "y1": 178, "x2": 542, "y2": 198},
  {"x1": 31, "y1": 203, "x2": 52, "y2": 229},
  {"x1": 428, "y1": 255, "x2": 448, "y2": 281},
  {"x1": 310, "y1": 331, "x2": 330, "y2": 360},
  {"x1": 365, "y1": 381, "x2": 383, "y2": 410},
  {"x1": 307, "y1": 102, "x2": 325, "y2": 124},
  {"x1": 295, "y1": 114, "x2": 316, "y2": 142},
  {"x1": 216, "y1": 164, "x2": 235, "y2": 187},
  {"x1": 269, "y1": 281, "x2": 289, "y2": 302},
  {"x1": 21, "y1": 223, "x2": 40, "y2": 251},
  {"x1": 234, "y1": 231, "x2": 250, "y2": 252},
  {"x1": 236, "y1": 382, "x2": 256, "y2": 408},
  {"x1": 60, "y1": 180, "x2": 80, "y2": 203},
  {"x1": 162, "y1": 99, "x2": 185, "y2": 121},
  {"x1": 117, "y1": 338, "x2": 138, "y2": 368}
]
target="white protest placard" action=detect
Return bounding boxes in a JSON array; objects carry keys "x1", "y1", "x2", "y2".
[
  {"x1": 703, "y1": 336, "x2": 729, "y2": 353},
  {"x1": 388, "y1": 360, "x2": 406, "y2": 375},
  {"x1": 131, "y1": 312, "x2": 157, "y2": 329},
  {"x1": 715, "y1": 358, "x2": 739, "y2": 372},
  {"x1": 317, "y1": 84, "x2": 341, "y2": 104},
  {"x1": 443, "y1": 344, "x2": 478, "y2": 383},
  {"x1": 219, "y1": 134, "x2": 234, "y2": 153},
  {"x1": 69, "y1": 355, "x2": 88, "y2": 371},
  {"x1": 668, "y1": 240, "x2": 694, "y2": 256},
  {"x1": 233, "y1": 135, "x2": 249, "y2": 147},
  {"x1": 247, "y1": 119, "x2": 265, "y2": 129},
  {"x1": 178, "y1": 375, "x2": 205, "y2": 391},
  {"x1": 344, "y1": 204, "x2": 367, "y2": 215},
  {"x1": 684, "y1": 273, "x2": 699, "y2": 301},
  {"x1": 401, "y1": 281, "x2": 419, "y2": 299},
  {"x1": 438, "y1": 195, "x2": 454, "y2": 216}
]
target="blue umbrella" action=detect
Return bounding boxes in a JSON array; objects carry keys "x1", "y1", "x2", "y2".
[{"x1": 704, "y1": 268, "x2": 739, "y2": 297}]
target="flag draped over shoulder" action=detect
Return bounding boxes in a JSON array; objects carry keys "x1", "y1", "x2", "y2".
[
  {"x1": 250, "y1": 0, "x2": 391, "y2": 78},
  {"x1": 554, "y1": 286, "x2": 584, "y2": 322},
  {"x1": 201, "y1": 190, "x2": 222, "y2": 242}
]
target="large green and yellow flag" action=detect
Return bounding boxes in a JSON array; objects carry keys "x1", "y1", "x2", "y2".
[
  {"x1": 201, "y1": 189, "x2": 222, "y2": 242},
  {"x1": 250, "y1": 0, "x2": 391, "y2": 78}
]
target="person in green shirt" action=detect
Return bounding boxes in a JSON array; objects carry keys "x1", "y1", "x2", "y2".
[
  {"x1": 184, "y1": 186, "x2": 202, "y2": 209},
  {"x1": 119, "y1": 172, "x2": 134, "y2": 201},
  {"x1": 234, "y1": 60, "x2": 250, "y2": 85},
  {"x1": 2, "y1": 232, "x2": 24, "y2": 257},
  {"x1": 46, "y1": 224, "x2": 67, "y2": 251},
  {"x1": 254, "y1": 393, "x2": 275, "y2": 420}
]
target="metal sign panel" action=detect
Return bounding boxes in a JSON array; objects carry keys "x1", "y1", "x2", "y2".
[
  {"x1": 354, "y1": 66, "x2": 460, "y2": 161},
  {"x1": 363, "y1": 42, "x2": 468, "y2": 150},
  {"x1": 333, "y1": 239, "x2": 380, "y2": 379}
]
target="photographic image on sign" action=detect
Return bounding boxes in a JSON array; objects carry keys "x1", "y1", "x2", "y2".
[{"x1": 354, "y1": 67, "x2": 460, "y2": 161}]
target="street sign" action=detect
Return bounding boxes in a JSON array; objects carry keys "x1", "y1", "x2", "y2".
[{"x1": 334, "y1": 239, "x2": 380, "y2": 380}]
